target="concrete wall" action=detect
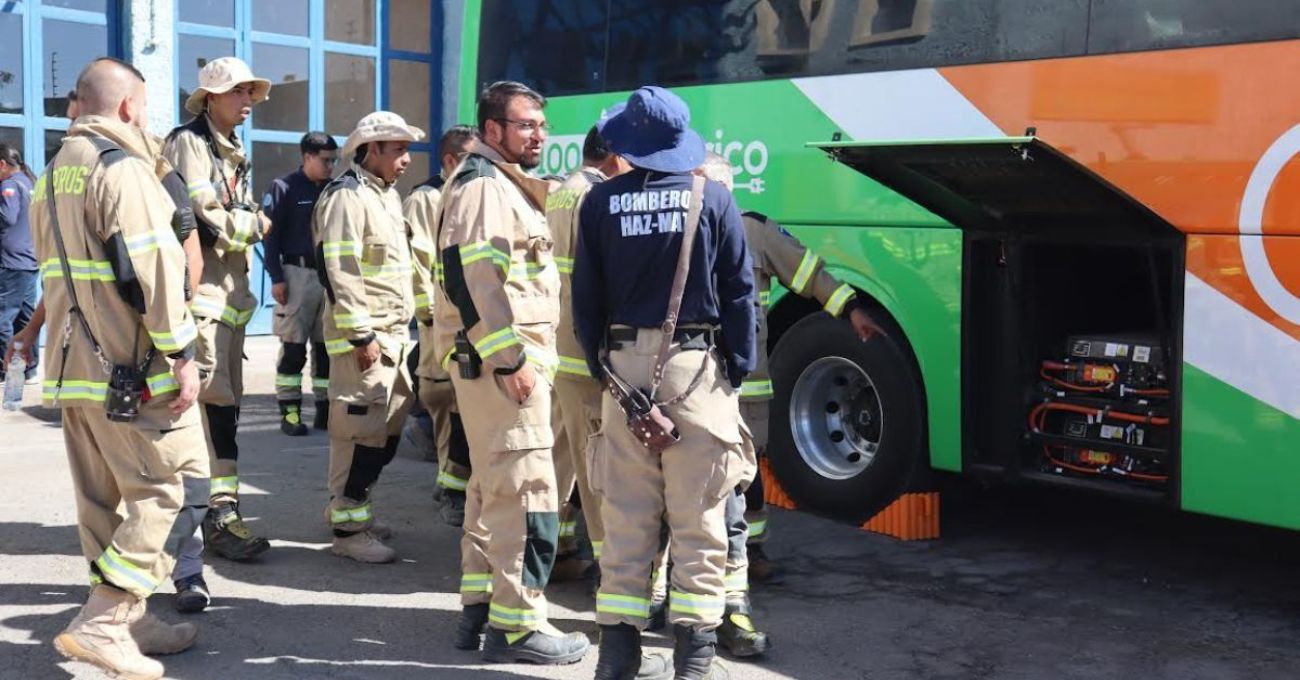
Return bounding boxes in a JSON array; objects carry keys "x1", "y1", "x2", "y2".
[{"x1": 124, "y1": 0, "x2": 176, "y2": 138}]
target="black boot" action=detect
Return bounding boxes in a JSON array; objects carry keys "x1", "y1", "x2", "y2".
[
  {"x1": 279, "y1": 401, "x2": 308, "y2": 436},
  {"x1": 595, "y1": 624, "x2": 673, "y2": 680},
  {"x1": 313, "y1": 400, "x2": 329, "y2": 430},
  {"x1": 717, "y1": 600, "x2": 770, "y2": 658},
  {"x1": 439, "y1": 489, "x2": 466, "y2": 527},
  {"x1": 202, "y1": 503, "x2": 270, "y2": 561},
  {"x1": 454, "y1": 603, "x2": 489, "y2": 650},
  {"x1": 673, "y1": 625, "x2": 729, "y2": 680},
  {"x1": 481, "y1": 626, "x2": 590, "y2": 665}
]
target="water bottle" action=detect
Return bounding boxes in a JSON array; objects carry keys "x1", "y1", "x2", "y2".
[{"x1": 3, "y1": 340, "x2": 26, "y2": 411}]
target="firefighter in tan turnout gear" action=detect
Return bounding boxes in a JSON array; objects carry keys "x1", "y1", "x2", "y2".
[
  {"x1": 405, "y1": 124, "x2": 477, "y2": 528},
  {"x1": 696, "y1": 151, "x2": 882, "y2": 659},
  {"x1": 315, "y1": 111, "x2": 422, "y2": 563},
  {"x1": 575, "y1": 87, "x2": 758, "y2": 680},
  {"x1": 22, "y1": 58, "x2": 208, "y2": 680},
  {"x1": 433, "y1": 81, "x2": 590, "y2": 665},
  {"x1": 163, "y1": 56, "x2": 272, "y2": 562},
  {"x1": 546, "y1": 119, "x2": 633, "y2": 582}
]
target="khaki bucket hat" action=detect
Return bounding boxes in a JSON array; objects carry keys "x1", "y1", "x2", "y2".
[
  {"x1": 342, "y1": 111, "x2": 426, "y2": 160},
  {"x1": 184, "y1": 56, "x2": 272, "y2": 115}
]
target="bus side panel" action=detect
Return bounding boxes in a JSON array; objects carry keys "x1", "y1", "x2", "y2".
[
  {"x1": 458, "y1": 0, "x2": 483, "y2": 123},
  {"x1": 1181, "y1": 241, "x2": 1300, "y2": 529},
  {"x1": 784, "y1": 223, "x2": 964, "y2": 473}
]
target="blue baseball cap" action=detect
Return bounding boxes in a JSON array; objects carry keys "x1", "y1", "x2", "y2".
[{"x1": 598, "y1": 86, "x2": 705, "y2": 174}]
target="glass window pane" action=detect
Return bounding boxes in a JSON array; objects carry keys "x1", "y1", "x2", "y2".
[
  {"x1": 251, "y1": 142, "x2": 304, "y2": 204},
  {"x1": 180, "y1": 0, "x2": 235, "y2": 28},
  {"x1": 388, "y1": 60, "x2": 429, "y2": 132},
  {"x1": 326, "y1": 0, "x2": 376, "y2": 45},
  {"x1": 44, "y1": 0, "x2": 106, "y2": 12},
  {"x1": 252, "y1": 43, "x2": 309, "y2": 131},
  {"x1": 252, "y1": 0, "x2": 309, "y2": 37},
  {"x1": 1089, "y1": 0, "x2": 1300, "y2": 54},
  {"x1": 0, "y1": 128, "x2": 24, "y2": 160},
  {"x1": 43, "y1": 20, "x2": 107, "y2": 117},
  {"x1": 45, "y1": 129, "x2": 68, "y2": 166},
  {"x1": 0, "y1": 13, "x2": 23, "y2": 115},
  {"x1": 389, "y1": 0, "x2": 431, "y2": 52},
  {"x1": 478, "y1": 0, "x2": 607, "y2": 96},
  {"x1": 325, "y1": 53, "x2": 375, "y2": 136},
  {"x1": 177, "y1": 35, "x2": 236, "y2": 121},
  {"x1": 396, "y1": 150, "x2": 429, "y2": 197}
]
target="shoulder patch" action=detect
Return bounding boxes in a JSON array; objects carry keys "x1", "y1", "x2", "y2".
[
  {"x1": 322, "y1": 170, "x2": 361, "y2": 198},
  {"x1": 450, "y1": 154, "x2": 497, "y2": 188}
]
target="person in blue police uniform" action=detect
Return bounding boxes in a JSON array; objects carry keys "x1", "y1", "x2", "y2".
[
  {"x1": 574, "y1": 86, "x2": 757, "y2": 680},
  {"x1": 263, "y1": 131, "x2": 338, "y2": 436}
]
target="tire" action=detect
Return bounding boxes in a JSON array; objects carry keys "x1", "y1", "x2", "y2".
[{"x1": 767, "y1": 312, "x2": 926, "y2": 522}]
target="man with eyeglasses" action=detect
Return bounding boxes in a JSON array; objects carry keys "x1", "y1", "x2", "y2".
[
  {"x1": 263, "y1": 131, "x2": 339, "y2": 437},
  {"x1": 434, "y1": 80, "x2": 590, "y2": 664}
]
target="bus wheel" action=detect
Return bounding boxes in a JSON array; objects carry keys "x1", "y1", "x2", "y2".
[{"x1": 767, "y1": 312, "x2": 925, "y2": 523}]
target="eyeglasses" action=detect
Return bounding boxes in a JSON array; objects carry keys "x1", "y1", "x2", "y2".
[
  {"x1": 494, "y1": 118, "x2": 551, "y2": 135},
  {"x1": 316, "y1": 156, "x2": 338, "y2": 165}
]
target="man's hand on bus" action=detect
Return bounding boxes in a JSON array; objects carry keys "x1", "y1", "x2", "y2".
[{"x1": 849, "y1": 307, "x2": 885, "y2": 341}]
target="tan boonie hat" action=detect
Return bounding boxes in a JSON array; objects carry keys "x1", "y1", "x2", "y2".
[
  {"x1": 342, "y1": 111, "x2": 426, "y2": 160},
  {"x1": 184, "y1": 56, "x2": 272, "y2": 115}
]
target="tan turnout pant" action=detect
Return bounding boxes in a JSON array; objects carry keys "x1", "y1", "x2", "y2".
[
  {"x1": 452, "y1": 367, "x2": 559, "y2": 633},
  {"x1": 195, "y1": 315, "x2": 246, "y2": 501},
  {"x1": 63, "y1": 408, "x2": 210, "y2": 599},
  {"x1": 593, "y1": 328, "x2": 755, "y2": 632},
  {"x1": 554, "y1": 376, "x2": 605, "y2": 559},
  {"x1": 326, "y1": 340, "x2": 414, "y2": 532},
  {"x1": 273, "y1": 263, "x2": 328, "y2": 404}
]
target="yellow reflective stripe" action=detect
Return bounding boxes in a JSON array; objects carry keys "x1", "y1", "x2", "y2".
[
  {"x1": 440, "y1": 347, "x2": 455, "y2": 371},
  {"x1": 724, "y1": 571, "x2": 749, "y2": 593},
  {"x1": 669, "y1": 591, "x2": 725, "y2": 616},
  {"x1": 414, "y1": 293, "x2": 431, "y2": 310},
  {"x1": 591, "y1": 540, "x2": 603, "y2": 560},
  {"x1": 328, "y1": 503, "x2": 372, "y2": 525},
  {"x1": 95, "y1": 545, "x2": 159, "y2": 594},
  {"x1": 211, "y1": 476, "x2": 239, "y2": 495},
  {"x1": 747, "y1": 519, "x2": 768, "y2": 539},
  {"x1": 596, "y1": 593, "x2": 651, "y2": 618},
  {"x1": 740, "y1": 379, "x2": 774, "y2": 399},
  {"x1": 524, "y1": 346, "x2": 558, "y2": 380},
  {"x1": 437, "y1": 470, "x2": 468, "y2": 491},
  {"x1": 460, "y1": 572, "x2": 493, "y2": 593},
  {"x1": 488, "y1": 602, "x2": 542, "y2": 626},
  {"x1": 124, "y1": 230, "x2": 166, "y2": 256},
  {"x1": 322, "y1": 240, "x2": 361, "y2": 258},
  {"x1": 43, "y1": 379, "x2": 108, "y2": 401},
  {"x1": 312, "y1": 377, "x2": 330, "y2": 390},
  {"x1": 40, "y1": 257, "x2": 115, "y2": 281},
  {"x1": 508, "y1": 261, "x2": 555, "y2": 281},
  {"x1": 434, "y1": 260, "x2": 446, "y2": 282},
  {"x1": 276, "y1": 374, "x2": 303, "y2": 387},
  {"x1": 558, "y1": 521, "x2": 577, "y2": 538},
  {"x1": 557, "y1": 356, "x2": 592, "y2": 378},
  {"x1": 146, "y1": 372, "x2": 179, "y2": 396},
  {"x1": 758, "y1": 290, "x2": 772, "y2": 307},
  {"x1": 226, "y1": 211, "x2": 256, "y2": 253},
  {"x1": 790, "y1": 251, "x2": 821, "y2": 294},
  {"x1": 824, "y1": 284, "x2": 854, "y2": 317},
  {"x1": 186, "y1": 179, "x2": 214, "y2": 198},
  {"x1": 458, "y1": 241, "x2": 509, "y2": 274},
  {"x1": 409, "y1": 236, "x2": 436, "y2": 254},
  {"x1": 190, "y1": 300, "x2": 254, "y2": 327},
  {"x1": 555, "y1": 255, "x2": 574, "y2": 275},
  {"x1": 474, "y1": 327, "x2": 520, "y2": 360},
  {"x1": 148, "y1": 319, "x2": 198, "y2": 353},
  {"x1": 333, "y1": 311, "x2": 372, "y2": 329},
  {"x1": 325, "y1": 338, "x2": 353, "y2": 355}
]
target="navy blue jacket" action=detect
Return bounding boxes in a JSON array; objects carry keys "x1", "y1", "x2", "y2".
[
  {"x1": 573, "y1": 169, "x2": 756, "y2": 386},
  {"x1": 0, "y1": 172, "x2": 36, "y2": 271},
  {"x1": 262, "y1": 168, "x2": 324, "y2": 284}
]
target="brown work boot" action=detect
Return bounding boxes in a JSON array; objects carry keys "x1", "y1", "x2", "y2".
[
  {"x1": 332, "y1": 530, "x2": 396, "y2": 563},
  {"x1": 747, "y1": 545, "x2": 785, "y2": 585},
  {"x1": 550, "y1": 554, "x2": 595, "y2": 583},
  {"x1": 53, "y1": 585, "x2": 164, "y2": 680},
  {"x1": 130, "y1": 611, "x2": 198, "y2": 655}
]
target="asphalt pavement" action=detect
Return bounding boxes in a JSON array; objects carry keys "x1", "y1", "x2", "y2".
[{"x1": 2, "y1": 336, "x2": 1298, "y2": 679}]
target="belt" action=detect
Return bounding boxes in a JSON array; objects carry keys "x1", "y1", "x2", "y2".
[
  {"x1": 283, "y1": 254, "x2": 314, "y2": 268},
  {"x1": 607, "y1": 326, "x2": 716, "y2": 350}
]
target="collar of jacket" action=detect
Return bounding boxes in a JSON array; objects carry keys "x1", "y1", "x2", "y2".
[
  {"x1": 203, "y1": 114, "x2": 246, "y2": 160},
  {"x1": 350, "y1": 162, "x2": 397, "y2": 193},
  {"x1": 580, "y1": 166, "x2": 608, "y2": 183},
  {"x1": 473, "y1": 144, "x2": 550, "y2": 211},
  {"x1": 66, "y1": 116, "x2": 159, "y2": 161}
]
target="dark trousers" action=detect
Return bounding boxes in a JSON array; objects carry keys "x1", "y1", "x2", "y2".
[{"x1": 0, "y1": 267, "x2": 38, "y2": 380}]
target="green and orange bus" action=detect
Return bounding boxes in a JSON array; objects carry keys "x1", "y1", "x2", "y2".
[{"x1": 460, "y1": 1, "x2": 1300, "y2": 530}]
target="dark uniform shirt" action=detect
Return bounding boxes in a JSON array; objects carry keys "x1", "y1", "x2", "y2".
[
  {"x1": 573, "y1": 168, "x2": 756, "y2": 385},
  {"x1": 262, "y1": 167, "x2": 324, "y2": 284},
  {"x1": 0, "y1": 172, "x2": 36, "y2": 271}
]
